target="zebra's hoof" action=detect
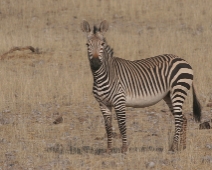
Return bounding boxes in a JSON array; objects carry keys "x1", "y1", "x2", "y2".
[
  {"x1": 121, "y1": 145, "x2": 128, "y2": 153},
  {"x1": 182, "y1": 145, "x2": 186, "y2": 150},
  {"x1": 170, "y1": 143, "x2": 186, "y2": 152},
  {"x1": 106, "y1": 148, "x2": 111, "y2": 154},
  {"x1": 169, "y1": 143, "x2": 178, "y2": 152}
]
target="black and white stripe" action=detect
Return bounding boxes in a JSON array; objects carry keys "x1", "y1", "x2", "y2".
[{"x1": 81, "y1": 20, "x2": 202, "y2": 153}]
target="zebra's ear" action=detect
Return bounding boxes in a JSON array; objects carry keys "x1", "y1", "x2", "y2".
[
  {"x1": 81, "y1": 20, "x2": 91, "y2": 33},
  {"x1": 99, "y1": 20, "x2": 109, "y2": 33}
]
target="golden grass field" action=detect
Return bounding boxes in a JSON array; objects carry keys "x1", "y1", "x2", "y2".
[{"x1": 0, "y1": 0, "x2": 212, "y2": 169}]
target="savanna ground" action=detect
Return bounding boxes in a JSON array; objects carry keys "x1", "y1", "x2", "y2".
[{"x1": 0, "y1": 0, "x2": 212, "y2": 169}]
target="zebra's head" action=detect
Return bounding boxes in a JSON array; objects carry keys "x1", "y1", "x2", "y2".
[{"x1": 81, "y1": 20, "x2": 109, "y2": 61}]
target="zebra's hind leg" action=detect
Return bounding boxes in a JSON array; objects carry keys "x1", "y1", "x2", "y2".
[
  {"x1": 170, "y1": 113, "x2": 188, "y2": 151},
  {"x1": 164, "y1": 95, "x2": 187, "y2": 151},
  {"x1": 99, "y1": 104, "x2": 113, "y2": 153},
  {"x1": 181, "y1": 114, "x2": 187, "y2": 150}
]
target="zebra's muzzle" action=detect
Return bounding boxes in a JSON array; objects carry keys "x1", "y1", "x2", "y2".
[{"x1": 90, "y1": 57, "x2": 102, "y2": 71}]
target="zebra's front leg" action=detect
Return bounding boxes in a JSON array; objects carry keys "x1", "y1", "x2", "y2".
[
  {"x1": 114, "y1": 104, "x2": 127, "y2": 153},
  {"x1": 99, "y1": 104, "x2": 113, "y2": 153}
]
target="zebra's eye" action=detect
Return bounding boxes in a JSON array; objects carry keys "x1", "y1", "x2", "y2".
[
  {"x1": 86, "y1": 43, "x2": 89, "y2": 47},
  {"x1": 101, "y1": 42, "x2": 105, "y2": 46}
]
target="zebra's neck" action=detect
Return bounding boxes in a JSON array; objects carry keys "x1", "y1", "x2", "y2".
[{"x1": 104, "y1": 44, "x2": 114, "y2": 59}]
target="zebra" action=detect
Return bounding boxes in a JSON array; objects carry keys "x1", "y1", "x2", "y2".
[{"x1": 81, "y1": 20, "x2": 202, "y2": 153}]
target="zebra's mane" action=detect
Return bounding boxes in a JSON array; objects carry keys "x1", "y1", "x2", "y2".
[
  {"x1": 93, "y1": 25, "x2": 99, "y2": 34},
  {"x1": 105, "y1": 44, "x2": 114, "y2": 57}
]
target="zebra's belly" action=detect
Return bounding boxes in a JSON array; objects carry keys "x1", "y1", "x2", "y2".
[{"x1": 125, "y1": 92, "x2": 168, "y2": 108}]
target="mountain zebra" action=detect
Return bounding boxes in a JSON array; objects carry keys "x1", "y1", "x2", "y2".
[{"x1": 81, "y1": 20, "x2": 202, "y2": 153}]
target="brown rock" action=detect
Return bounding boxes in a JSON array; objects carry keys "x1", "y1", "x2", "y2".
[
  {"x1": 199, "y1": 122, "x2": 211, "y2": 129},
  {"x1": 206, "y1": 103, "x2": 212, "y2": 107},
  {"x1": 53, "y1": 116, "x2": 63, "y2": 124}
]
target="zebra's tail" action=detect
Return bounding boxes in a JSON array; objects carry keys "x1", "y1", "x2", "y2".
[{"x1": 192, "y1": 84, "x2": 202, "y2": 122}]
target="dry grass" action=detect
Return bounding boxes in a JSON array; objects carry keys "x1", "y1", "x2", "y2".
[{"x1": 0, "y1": 0, "x2": 212, "y2": 169}]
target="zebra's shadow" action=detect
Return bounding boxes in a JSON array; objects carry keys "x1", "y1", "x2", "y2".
[{"x1": 46, "y1": 144, "x2": 163, "y2": 155}]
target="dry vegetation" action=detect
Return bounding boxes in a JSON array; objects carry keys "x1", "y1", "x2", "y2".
[{"x1": 0, "y1": 0, "x2": 212, "y2": 169}]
